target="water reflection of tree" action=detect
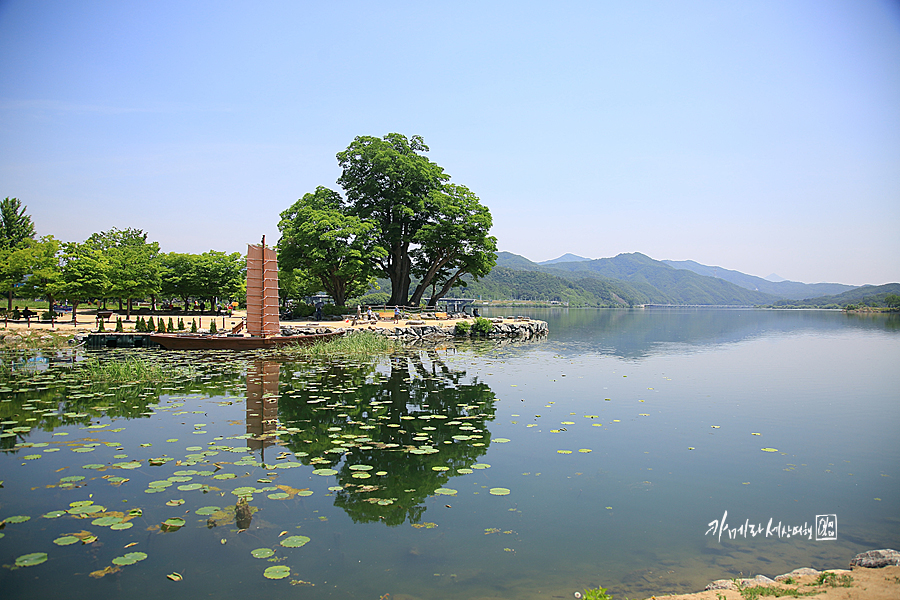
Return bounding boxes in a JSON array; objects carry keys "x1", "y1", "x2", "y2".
[{"x1": 277, "y1": 349, "x2": 496, "y2": 526}]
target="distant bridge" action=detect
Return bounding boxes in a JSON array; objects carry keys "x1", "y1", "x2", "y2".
[{"x1": 433, "y1": 298, "x2": 477, "y2": 312}]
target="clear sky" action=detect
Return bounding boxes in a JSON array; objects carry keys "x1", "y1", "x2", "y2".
[{"x1": 1, "y1": 1, "x2": 898, "y2": 286}]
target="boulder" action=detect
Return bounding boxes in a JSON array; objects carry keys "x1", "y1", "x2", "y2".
[{"x1": 850, "y1": 549, "x2": 900, "y2": 568}]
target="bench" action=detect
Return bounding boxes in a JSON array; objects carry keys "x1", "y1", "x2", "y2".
[{"x1": 96, "y1": 310, "x2": 114, "y2": 322}]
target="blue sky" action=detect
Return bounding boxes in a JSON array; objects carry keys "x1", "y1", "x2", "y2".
[{"x1": 1, "y1": 1, "x2": 898, "y2": 286}]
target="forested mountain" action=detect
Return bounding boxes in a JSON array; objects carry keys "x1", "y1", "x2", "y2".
[
  {"x1": 367, "y1": 251, "x2": 893, "y2": 308},
  {"x1": 661, "y1": 259, "x2": 855, "y2": 299},
  {"x1": 473, "y1": 252, "x2": 779, "y2": 306},
  {"x1": 770, "y1": 283, "x2": 900, "y2": 308}
]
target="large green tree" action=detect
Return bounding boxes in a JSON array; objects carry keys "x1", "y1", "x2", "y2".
[
  {"x1": 192, "y1": 251, "x2": 244, "y2": 308},
  {"x1": 0, "y1": 197, "x2": 38, "y2": 309},
  {"x1": 51, "y1": 241, "x2": 109, "y2": 323},
  {"x1": 278, "y1": 186, "x2": 385, "y2": 307},
  {"x1": 0, "y1": 197, "x2": 36, "y2": 250},
  {"x1": 86, "y1": 228, "x2": 160, "y2": 319},
  {"x1": 408, "y1": 183, "x2": 497, "y2": 306},
  {"x1": 16, "y1": 236, "x2": 62, "y2": 311},
  {"x1": 336, "y1": 134, "x2": 449, "y2": 305}
]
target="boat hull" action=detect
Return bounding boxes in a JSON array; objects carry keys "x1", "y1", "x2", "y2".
[{"x1": 149, "y1": 332, "x2": 340, "y2": 350}]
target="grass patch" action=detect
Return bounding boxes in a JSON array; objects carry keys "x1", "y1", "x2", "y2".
[
  {"x1": 277, "y1": 330, "x2": 396, "y2": 358},
  {"x1": 739, "y1": 586, "x2": 815, "y2": 600},
  {"x1": 812, "y1": 572, "x2": 853, "y2": 588},
  {"x1": 77, "y1": 355, "x2": 193, "y2": 382}
]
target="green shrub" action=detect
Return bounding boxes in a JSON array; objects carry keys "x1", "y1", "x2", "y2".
[
  {"x1": 146, "y1": 317, "x2": 155, "y2": 332},
  {"x1": 190, "y1": 319, "x2": 197, "y2": 333},
  {"x1": 97, "y1": 319, "x2": 105, "y2": 332},
  {"x1": 157, "y1": 318, "x2": 166, "y2": 333},
  {"x1": 42, "y1": 311, "x2": 54, "y2": 321},
  {"x1": 454, "y1": 320, "x2": 471, "y2": 335},
  {"x1": 177, "y1": 318, "x2": 185, "y2": 330},
  {"x1": 472, "y1": 317, "x2": 493, "y2": 336},
  {"x1": 115, "y1": 317, "x2": 124, "y2": 332},
  {"x1": 209, "y1": 319, "x2": 217, "y2": 334},
  {"x1": 168, "y1": 317, "x2": 174, "y2": 331}
]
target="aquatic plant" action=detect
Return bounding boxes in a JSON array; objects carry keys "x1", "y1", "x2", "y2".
[
  {"x1": 277, "y1": 330, "x2": 394, "y2": 358},
  {"x1": 77, "y1": 355, "x2": 193, "y2": 382},
  {"x1": 454, "y1": 320, "x2": 471, "y2": 335}
]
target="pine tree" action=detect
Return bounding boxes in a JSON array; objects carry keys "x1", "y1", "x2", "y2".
[
  {"x1": 157, "y1": 318, "x2": 166, "y2": 333},
  {"x1": 115, "y1": 317, "x2": 124, "y2": 332},
  {"x1": 168, "y1": 317, "x2": 174, "y2": 331},
  {"x1": 97, "y1": 318, "x2": 105, "y2": 332},
  {"x1": 147, "y1": 316, "x2": 155, "y2": 332},
  {"x1": 190, "y1": 319, "x2": 197, "y2": 333},
  {"x1": 209, "y1": 319, "x2": 217, "y2": 334},
  {"x1": 177, "y1": 317, "x2": 185, "y2": 330}
]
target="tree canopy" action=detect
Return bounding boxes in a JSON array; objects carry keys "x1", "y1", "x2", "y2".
[
  {"x1": 278, "y1": 186, "x2": 385, "y2": 307},
  {"x1": 281, "y1": 133, "x2": 496, "y2": 306},
  {"x1": 0, "y1": 197, "x2": 36, "y2": 250}
]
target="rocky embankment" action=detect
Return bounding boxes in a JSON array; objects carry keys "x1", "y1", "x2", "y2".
[{"x1": 282, "y1": 317, "x2": 548, "y2": 342}]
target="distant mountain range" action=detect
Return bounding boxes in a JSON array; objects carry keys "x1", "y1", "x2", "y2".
[{"x1": 450, "y1": 251, "x2": 898, "y2": 307}]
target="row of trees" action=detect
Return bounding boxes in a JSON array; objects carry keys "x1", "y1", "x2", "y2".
[
  {"x1": 278, "y1": 134, "x2": 497, "y2": 307},
  {"x1": 0, "y1": 197, "x2": 244, "y2": 322}
]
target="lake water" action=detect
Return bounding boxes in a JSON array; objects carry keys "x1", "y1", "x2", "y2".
[{"x1": 1, "y1": 308, "x2": 898, "y2": 599}]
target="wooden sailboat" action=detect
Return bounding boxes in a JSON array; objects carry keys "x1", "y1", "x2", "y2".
[{"x1": 150, "y1": 238, "x2": 340, "y2": 350}]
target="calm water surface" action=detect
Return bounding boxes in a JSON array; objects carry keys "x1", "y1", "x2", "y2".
[{"x1": 1, "y1": 308, "x2": 898, "y2": 599}]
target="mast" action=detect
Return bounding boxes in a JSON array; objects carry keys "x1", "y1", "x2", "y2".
[{"x1": 246, "y1": 236, "x2": 280, "y2": 337}]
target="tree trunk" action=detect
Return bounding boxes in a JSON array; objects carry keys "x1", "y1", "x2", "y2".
[
  {"x1": 427, "y1": 269, "x2": 465, "y2": 307},
  {"x1": 151, "y1": 295, "x2": 157, "y2": 311},
  {"x1": 7, "y1": 289, "x2": 12, "y2": 311},
  {"x1": 118, "y1": 297, "x2": 123, "y2": 311},
  {"x1": 71, "y1": 300, "x2": 81, "y2": 324},
  {"x1": 126, "y1": 297, "x2": 132, "y2": 321},
  {"x1": 409, "y1": 253, "x2": 452, "y2": 306}
]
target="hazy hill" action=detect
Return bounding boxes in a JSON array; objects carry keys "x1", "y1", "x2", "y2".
[
  {"x1": 662, "y1": 259, "x2": 855, "y2": 300},
  {"x1": 538, "y1": 253, "x2": 591, "y2": 265},
  {"x1": 770, "y1": 283, "x2": 900, "y2": 307}
]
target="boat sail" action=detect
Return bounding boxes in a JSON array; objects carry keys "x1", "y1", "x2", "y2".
[{"x1": 246, "y1": 238, "x2": 280, "y2": 337}]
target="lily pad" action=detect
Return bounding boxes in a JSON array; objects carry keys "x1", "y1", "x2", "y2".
[
  {"x1": 3, "y1": 515, "x2": 31, "y2": 524},
  {"x1": 312, "y1": 468, "x2": 338, "y2": 476},
  {"x1": 761, "y1": 447, "x2": 779, "y2": 452},
  {"x1": 15, "y1": 552, "x2": 48, "y2": 567},
  {"x1": 489, "y1": 487, "x2": 511, "y2": 496},
  {"x1": 53, "y1": 535, "x2": 80, "y2": 546},
  {"x1": 263, "y1": 565, "x2": 291, "y2": 579},
  {"x1": 251, "y1": 547, "x2": 275, "y2": 558},
  {"x1": 279, "y1": 535, "x2": 310, "y2": 548},
  {"x1": 434, "y1": 488, "x2": 457, "y2": 496},
  {"x1": 112, "y1": 551, "x2": 148, "y2": 565}
]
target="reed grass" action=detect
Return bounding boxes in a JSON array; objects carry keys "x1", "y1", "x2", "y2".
[
  {"x1": 278, "y1": 330, "x2": 396, "y2": 358},
  {"x1": 77, "y1": 355, "x2": 190, "y2": 382}
]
